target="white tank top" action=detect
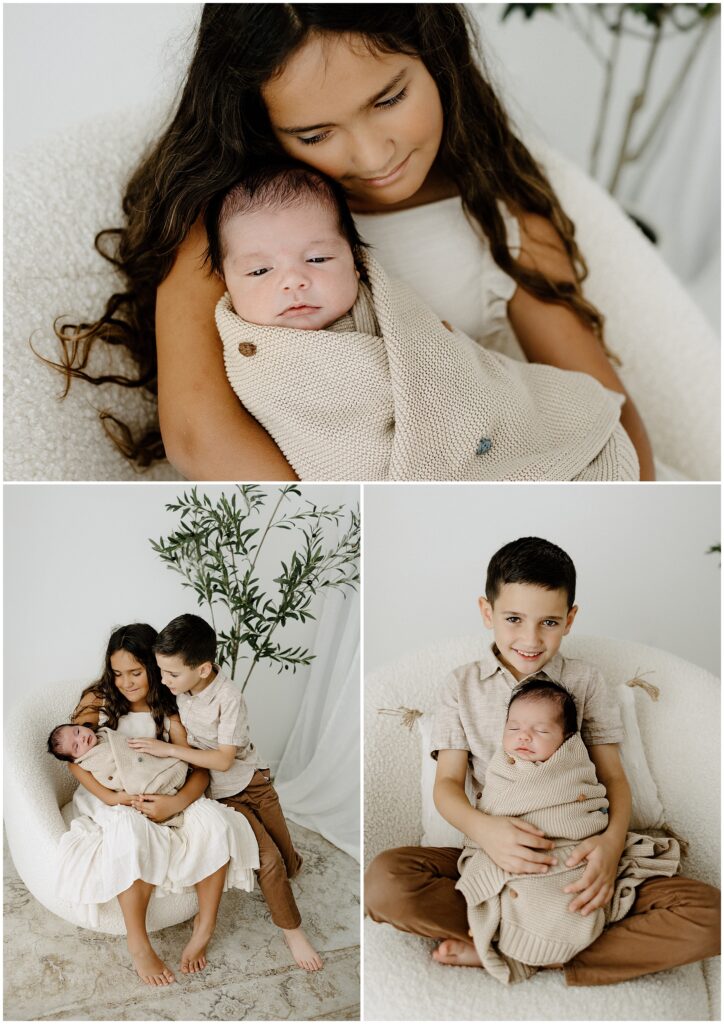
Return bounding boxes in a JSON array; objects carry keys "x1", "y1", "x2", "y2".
[{"x1": 352, "y1": 196, "x2": 521, "y2": 353}]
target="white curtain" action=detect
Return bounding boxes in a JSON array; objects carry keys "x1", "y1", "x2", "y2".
[{"x1": 274, "y1": 589, "x2": 360, "y2": 862}]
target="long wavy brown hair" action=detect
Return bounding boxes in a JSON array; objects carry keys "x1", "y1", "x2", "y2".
[
  {"x1": 71, "y1": 623, "x2": 177, "y2": 739},
  {"x1": 48, "y1": 3, "x2": 606, "y2": 467}
]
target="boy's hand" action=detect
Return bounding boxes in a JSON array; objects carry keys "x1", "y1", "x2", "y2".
[
  {"x1": 132, "y1": 793, "x2": 181, "y2": 823},
  {"x1": 127, "y1": 737, "x2": 168, "y2": 758},
  {"x1": 473, "y1": 815, "x2": 558, "y2": 874},
  {"x1": 563, "y1": 833, "x2": 621, "y2": 915}
]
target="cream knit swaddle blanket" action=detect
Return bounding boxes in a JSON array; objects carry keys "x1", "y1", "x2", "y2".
[
  {"x1": 216, "y1": 253, "x2": 639, "y2": 482},
  {"x1": 76, "y1": 727, "x2": 189, "y2": 826},
  {"x1": 456, "y1": 735, "x2": 680, "y2": 984}
]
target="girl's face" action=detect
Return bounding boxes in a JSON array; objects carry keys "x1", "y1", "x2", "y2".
[
  {"x1": 262, "y1": 33, "x2": 445, "y2": 211},
  {"x1": 110, "y1": 648, "x2": 150, "y2": 706}
]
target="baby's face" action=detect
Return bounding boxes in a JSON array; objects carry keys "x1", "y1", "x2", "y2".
[
  {"x1": 221, "y1": 200, "x2": 359, "y2": 330},
  {"x1": 55, "y1": 724, "x2": 98, "y2": 760},
  {"x1": 503, "y1": 698, "x2": 565, "y2": 763}
]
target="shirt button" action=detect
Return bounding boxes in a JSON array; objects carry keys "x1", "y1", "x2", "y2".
[
  {"x1": 238, "y1": 342, "x2": 257, "y2": 357},
  {"x1": 108, "y1": 776, "x2": 113, "y2": 781},
  {"x1": 476, "y1": 792, "x2": 482, "y2": 800},
  {"x1": 137, "y1": 756, "x2": 143, "y2": 763}
]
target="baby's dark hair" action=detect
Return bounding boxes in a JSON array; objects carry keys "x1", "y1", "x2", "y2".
[
  {"x1": 47, "y1": 723, "x2": 93, "y2": 763},
  {"x1": 153, "y1": 613, "x2": 216, "y2": 668},
  {"x1": 486, "y1": 537, "x2": 576, "y2": 609},
  {"x1": 506, "y1": 681, "x2": 578, "y2": 739},
  {"x1": 204, "y1": 160, "x2": 368, "y2": 278}
]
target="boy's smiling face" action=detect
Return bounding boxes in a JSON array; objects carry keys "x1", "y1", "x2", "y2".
[{"x1": 479, "y1": 583, "x2": 577, "y2": 682}]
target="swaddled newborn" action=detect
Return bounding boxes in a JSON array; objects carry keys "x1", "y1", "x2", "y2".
[
  {"x1": 456, "y1": 682, "x2": 679, "y2": 984},
  {"x1": 209, "y1": 163, "x2": 638, "y2": 483},
  {"x1": 48, "y1": 723, "x2": 188, "y2": 825}
]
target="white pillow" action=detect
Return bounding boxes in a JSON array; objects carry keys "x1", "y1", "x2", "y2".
[{"x1": 417, "y1": 681, "x2": 665, "y2": 847}]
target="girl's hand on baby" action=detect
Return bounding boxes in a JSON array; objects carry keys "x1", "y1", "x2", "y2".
[
  {"x1": 132, "y1": 793, "x2": 180, "y2": 823},
  {"x1": 127, "y1": 737, "x2": 167, "y2": 757},
  {"x1": 563, "y1": 834, "x2": 620, "y2": 915},
  {"x1": 475, "y1": 815, "x2": 557, "y2": 874},
  {"x1": 114, "y1": 791, "x2": 136, "y2": 807}
]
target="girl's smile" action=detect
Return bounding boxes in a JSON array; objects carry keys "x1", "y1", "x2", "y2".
[{"x1": 110, "y1": 649, "x2": 151, "y2": 708}]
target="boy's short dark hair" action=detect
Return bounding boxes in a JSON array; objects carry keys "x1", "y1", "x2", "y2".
[
  {"x1": 204, "y1": 160, "x2": 368, "y2": 278},
  {"x1": 486, "y1": 537, "x2": 576, "y2": 609},
  {"x1": 153, "y1": 614, "x2": 217, "y2": 668},
  {"x1": 506, "y1": 681, "x2": 578, "y2": 739},
  {"x1": 47, "y1": 724, "x2": 76, "y2": 763}
]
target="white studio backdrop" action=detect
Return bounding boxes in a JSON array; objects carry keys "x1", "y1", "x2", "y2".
[
  {"x1": 364, "y1": 483, "x2": 721, "y2": 678},
  {"x1": 3, "y1": 4, "x2": 719, "y2": 322},
  {"x1": 3, "y1": 483, "x2": 360, "y2": 775}
]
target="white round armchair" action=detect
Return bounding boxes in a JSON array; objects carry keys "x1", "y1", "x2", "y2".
[
  {"x1": 4, "y1": 679, "x2": 198, "y2": 934},
  {"x1": 364, "y1": 634, "x2": 720, "y2": 1021}
]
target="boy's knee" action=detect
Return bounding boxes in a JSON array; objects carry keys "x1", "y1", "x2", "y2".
[{"x1": 364, "y1": 848, "x2": 413, "y2": 919}]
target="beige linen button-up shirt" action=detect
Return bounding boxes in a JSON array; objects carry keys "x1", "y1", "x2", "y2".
[
  {"x1": 175, "y1": 667, "x2": 266, "y2": 800},
  {"x1": 430, "y1": 644, "x2": 624, "y2": 798}
]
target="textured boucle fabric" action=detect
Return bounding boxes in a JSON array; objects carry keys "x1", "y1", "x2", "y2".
[
  {"x1": 217, "y1": 253, "x2": 637, "y2": 482},
  {"x1": 326, "y1": 282, "x2": 380, "y2": 335},
  {"x1": 456, "y1": 735, "x2": 680, "y2": 984},
  {"x1": 75, "y1": 728, "x2": 188, "y2": 825}
]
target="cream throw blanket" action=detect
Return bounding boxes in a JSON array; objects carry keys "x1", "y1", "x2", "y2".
[
  {"x1": 216, "y1": 253, "x2": 639, "y2": 482},
  {"x1": 456, "y1": 735, "x2": 680, "y2": 984},
  {"x1": 76, "y1": 727, "x2": 189, "y2": 826}
]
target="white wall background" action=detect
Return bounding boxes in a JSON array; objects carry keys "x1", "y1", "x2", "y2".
[
  {"x1": 4, "y1": 3, "x2": 718, "y2": 322},
  {"x1": 364, "y1": 484, "x2": 721, "y2": 677},
  {"x1": 4, "y1": 483, "x2": 359, "y2": 769}
]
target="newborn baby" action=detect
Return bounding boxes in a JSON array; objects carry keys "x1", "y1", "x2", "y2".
[
  {"x1": 48, "y1": 723, "x2": 188, "y2": 825},
  {"x1": 209, "y1": 162, "x2": 639, "y2": 483},
  {"x1": 456, "y1": 681, "x2": 679, "y2": 984}
]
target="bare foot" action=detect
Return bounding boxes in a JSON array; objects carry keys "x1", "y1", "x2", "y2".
[
  {"x1": 432, "y1": 939, "x2": 482, "y2": 967},
  {"x1": 283, "y1": 926, "x2": 323, "y2": 971},
  {"x1": 181, "y1": 914, "x2": 212, "y2": 974},
  {"x1": 129, "y1": 942, "x2": 176, "y2": 986}
]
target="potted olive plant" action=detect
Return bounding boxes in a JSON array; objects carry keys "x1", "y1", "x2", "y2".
[{"x1": 150, "y1": 485, "x2": 360, "y2": 692}]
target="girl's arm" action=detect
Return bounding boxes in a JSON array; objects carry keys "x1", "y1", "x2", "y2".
[
  {"x1": 67, "y1": 762, "x2": 134, "y2": 806},
  {"x1": 155, "y1": 218, "x2": 298, "y2": 481},
  {"x1": 508, "y1": 213, "x2": 655, "y2": 480},
  {"x1": 131, "y1": 766, "x2": 211, "y2": 823}
]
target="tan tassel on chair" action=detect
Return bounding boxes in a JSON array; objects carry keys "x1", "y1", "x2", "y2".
[
  {"x1": 626, "y1": 669, "x2": 660, "y2": 701},
  {"x1": 660, "y1": 821, "x2": 690, "y2": 858},
  {"x1": 377, "y1": 707, "x2": 424, "y2": 730}
]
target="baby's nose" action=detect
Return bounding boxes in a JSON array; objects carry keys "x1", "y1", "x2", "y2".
[{"x1": 282, "y1": 268, "x2": 310, "y2": 290}]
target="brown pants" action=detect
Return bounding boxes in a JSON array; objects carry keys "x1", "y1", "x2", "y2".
[
  {"x1": 364, "y1": 846, "x2": 720, "y2": 986},
  {"x1": 220, "y1": 769, "x2": 303, "y2": 930}
]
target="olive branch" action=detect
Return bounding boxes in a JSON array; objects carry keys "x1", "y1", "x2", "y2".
[{"x1": 150, "y1": 485, "x2": 360, "y2": 692}]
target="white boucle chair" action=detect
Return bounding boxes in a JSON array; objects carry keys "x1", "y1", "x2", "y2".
[
  {"x1": 4, "y1": 107, "x2": 719, "y2": 480},
  {"x1": 364, "y1": 634, "x2": 720, "y2": 1021},
  {"x1": 4, "y1": 679, "x2": 198, "y2": 934}
]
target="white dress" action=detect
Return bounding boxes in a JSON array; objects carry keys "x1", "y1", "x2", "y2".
[{"x1": 55, "y1": 712, "x2": 259, "y2": 927}]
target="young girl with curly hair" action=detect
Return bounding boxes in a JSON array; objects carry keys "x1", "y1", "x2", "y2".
[{"x1": 50, "y1": 4, "x2": 654, "y2": 479}]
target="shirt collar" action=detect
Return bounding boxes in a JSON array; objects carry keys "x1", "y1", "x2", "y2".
[
  {"x1": 183, "y1": 665, "x2": 224, "y2": 705},
  {"x1": 479, "y1": 643, "x2": 565, "y2": 688}
]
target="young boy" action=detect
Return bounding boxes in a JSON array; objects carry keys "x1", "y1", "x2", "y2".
[
  {"x1": 364, "y1": 536, "x2": 720, "y2": 985},
  {"x1": 128, "y1": 613, "x2": 323, "y2": 972}
]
